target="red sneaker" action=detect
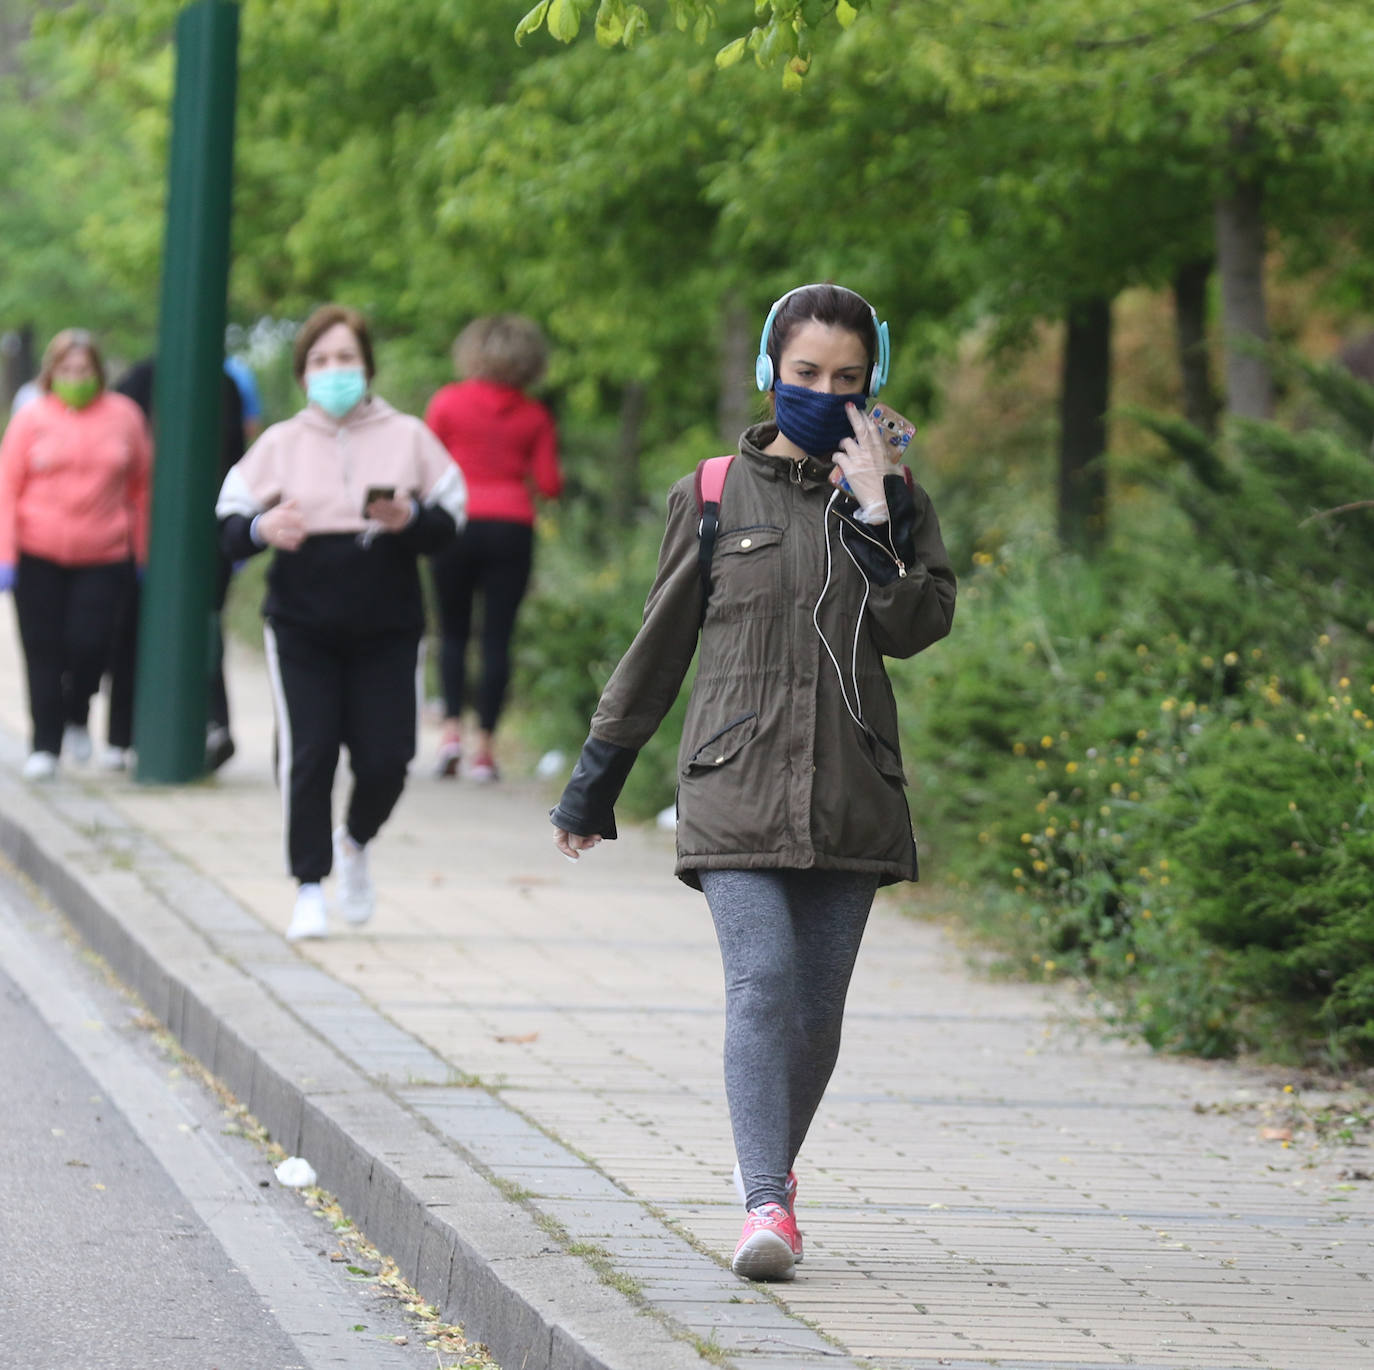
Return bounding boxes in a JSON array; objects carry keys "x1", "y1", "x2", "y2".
[{"x1": 731, "y1": 1203, "x2": 801, "y2": 1282}]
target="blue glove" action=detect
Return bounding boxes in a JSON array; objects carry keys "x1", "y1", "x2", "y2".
[{"x1": 0, "y1": 564, "x2": 14, "y2": 593}]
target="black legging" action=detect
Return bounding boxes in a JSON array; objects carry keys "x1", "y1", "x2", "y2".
[
  {"x1": 14, "y1": 554, "x2": 134, "y2": 756},
  {"x1": 429, "y1": 520, "x2": 533, "y2": 731}
]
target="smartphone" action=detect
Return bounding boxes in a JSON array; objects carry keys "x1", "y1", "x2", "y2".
[
  {"x1": 869, "y1": 404, "x2": 916, "y2": 455},
  {"x1": 361, "y1": 485, "x2": 396, "y2": 516}
]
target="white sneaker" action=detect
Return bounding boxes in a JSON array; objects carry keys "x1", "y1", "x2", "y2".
[
  {"x1": 22, "y1": 751, "x2": 58, "y2": 782},
  {"x1": 332, "y1": 826, "x2": 375, "y2": 926},
  {"x1": 63, "y1": 725, "x2": 92, "y2": 765},
  {"x1": 285, "y1": 883, "x2": 328, "y2": 941},
  {"x1": 97, "y1": 746, "x2": 129, "y2": 772}
]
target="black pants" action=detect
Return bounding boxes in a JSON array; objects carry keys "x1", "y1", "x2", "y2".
[
  {"x1": 264, "y1": 620, "x2": 419, "y2": 884},
  {"x1": 105, "y1": 554, "x2": 234, "y2": 749},
  {"x1": 430, "y1": 520, "x2": 533, "y2": 731},
  {"x1": 14, "y1": 554, "x2": 134, "y2": 756}
]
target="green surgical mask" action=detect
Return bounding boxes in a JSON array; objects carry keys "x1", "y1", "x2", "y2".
[{"x1": 52, "y1": 377, "x2": 100, "y2": 410}]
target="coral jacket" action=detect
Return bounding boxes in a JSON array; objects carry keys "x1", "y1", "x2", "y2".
[
  {"x1": 0, "y1": 391, "x2": 152, "y2": 567},
  {"x1": 424, "y1": 378, "x2": 561, "y2": 526}
]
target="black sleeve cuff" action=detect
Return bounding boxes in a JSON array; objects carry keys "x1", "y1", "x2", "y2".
[
  {"x1": 837, "y1": 473, "x2": 918, "y2": 584},
  {"x1": 219, "y1": 514, "x2": 263, "y2": 562},
  {"x1": 549, "y1": 734, "x2": 639, "y2": 840}
]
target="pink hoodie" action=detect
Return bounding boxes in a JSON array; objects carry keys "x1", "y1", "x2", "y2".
[
  {"x1": 216, "y1": 395, "x2": 466, "y2": 532},
  {"x1": 0, "y1": 391, "x2": 151, "y2": 567}
]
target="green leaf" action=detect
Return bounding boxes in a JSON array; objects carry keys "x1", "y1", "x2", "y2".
[
  {"x1": 546, "y1": 0, "x2": 583, "y2": 44},
  {"x1": 715, "y1": 36, "x2": 747, "y2": 69},
  {"x1": 836, "y1": 0, "x2": 858, "y2": 28},
  {"x1": 514, "y1": 0, "x2": 550, "y2": 45},
  {"x1": 594, "y1": 0, "x2": 625, "y2": 45}
]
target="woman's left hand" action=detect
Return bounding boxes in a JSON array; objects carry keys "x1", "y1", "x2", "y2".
[
  {"x1": 365, "y1": 495, "x2": 416, "y2": 532},
  {"x1": 831, "y1": 403, "x2": 897, "y2": 515}
]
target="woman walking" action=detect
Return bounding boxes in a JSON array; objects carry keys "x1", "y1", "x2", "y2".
[
  {"x1": 0, "y1": 329, "x2": 150, "y2": 780},
  {"x1": 217, "y1": 304, "x2": 466, "y2": 941},
  {"x1": 424, "y1": 315, "x2": 562, "y2": 781},
  {"x1": 550, "y1": 284, "x2": 956, "y2": 1281}
]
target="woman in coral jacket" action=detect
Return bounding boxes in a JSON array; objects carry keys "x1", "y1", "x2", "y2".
[
  {"x1": 216, "y1": 304, "x2": 466, "y2": 943},
  {"x1": 424, "y1": 315, "x2": 562, "y2": 781},
  {"x1": 0, "y1": 328, "x2": 150, "y2": 781}
]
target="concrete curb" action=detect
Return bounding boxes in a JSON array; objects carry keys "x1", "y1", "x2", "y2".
[{"x1": 0, "y1": 762, "x2": 739, "y2": 1370}]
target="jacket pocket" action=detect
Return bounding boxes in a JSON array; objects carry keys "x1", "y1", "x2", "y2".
[
  {"x1": 683, "y1": 711, "x2": 758, "y2": 775},
  {"x1": 710, "y1": 525, "x2": 784, "y2": 622}
]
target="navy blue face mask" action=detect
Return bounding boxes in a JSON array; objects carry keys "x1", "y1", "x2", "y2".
[{"x1": 772, "y1": 383, "x2": 867, "y2": 459}]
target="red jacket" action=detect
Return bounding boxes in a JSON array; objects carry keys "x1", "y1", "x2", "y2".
[
  {"x1": 0, "y1": 392, "x2": 151, "y2": 567},
  {"x1": 424, "y1": 379, "x2": 561, "y2": 526}
]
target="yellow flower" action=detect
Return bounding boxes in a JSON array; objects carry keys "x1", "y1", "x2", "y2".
[
  {"x1": 1045, "y1": 826, "x2": 1057, "y2": 838},
  {"x1": 1223, "y1": 651, "x2": 1239, "y2": 666},
  {"x1": 1161, "y1": 698, "x2": 1176, "y2": 712},
  {"x1": 1065, "y1": 761, "x2": 1078, "y2": 774},
  {"x1": 1021, "y1": 833, "x2": 1032, "y2": 843},
  {"x1": 1100, "y1": 805, "x2": 1111, "y2": 817},
  {"x1": 1340, "y1": 677, "x2": 1350, "y2": 690},
  {"x1": 1013, "y1": 741, "x2": 1027, "y2": 756},
  {"x1": 1141, "y1": 908, "x2": 1153, "y2": 919},
  {"x1": 1094, "y1": 670, "x2": 1107, "y2": 683},
  {"x1": 1040, "y1": 735, "x2": 1054, "y2": 749}
]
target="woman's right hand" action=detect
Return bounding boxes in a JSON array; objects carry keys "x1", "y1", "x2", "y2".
[
  {"x1": 554, "y1": 828, "x2": 602, "y2": 862},
  {"x1": 257, "y1": 499, "x2": 308, "y2": 551}
]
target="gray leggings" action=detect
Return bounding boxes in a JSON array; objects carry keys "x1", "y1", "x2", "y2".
[{"x1": 700, "y1": 868, "x2": 877, "y2": 1212}]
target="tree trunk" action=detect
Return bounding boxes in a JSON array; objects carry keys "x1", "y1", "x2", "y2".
[
  {"x1": 1173, "y1": 257, "x2": 1219, "y2": 437},
  {"x1": 717, "y1": 301, "x2": 756, "y2": 449},
  {"x1": 1058, "y1": 297, "x2": 1112, "y2": 553},
  {"x1": 613, "y1": 380, "x2": 646, "y2": 524},
  {"x1": 1214, "y1": 175, "x2": 1271, "y2": 420}
]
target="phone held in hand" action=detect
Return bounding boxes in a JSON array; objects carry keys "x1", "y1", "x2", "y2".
[
  {"x1": 362, "y1": 485, "x2": 396, "y2": 517},
  {"x1": 869, "y1": 404, "x2": 916, "y2": 454}
]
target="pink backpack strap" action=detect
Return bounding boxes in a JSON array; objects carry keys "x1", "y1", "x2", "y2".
[
  {"x1": 694, "y1": 454, "x2": 735, "y2": 515},
  {"x1": 694, "y1": 455, "x2": 735, "y2": 623}
]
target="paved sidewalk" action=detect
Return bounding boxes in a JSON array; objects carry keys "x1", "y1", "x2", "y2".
[{"x1": 0, "y1": 607, "x2": 1371, "y2": 1370}]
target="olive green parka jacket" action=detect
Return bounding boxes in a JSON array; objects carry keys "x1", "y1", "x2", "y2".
[{"x1": 551, "y1": 423, "x2": 957, "y2": 888}]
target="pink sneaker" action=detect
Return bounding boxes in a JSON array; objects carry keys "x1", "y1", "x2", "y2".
[
  {"x1": 466, "y1": 753, "x2": 500, "y2": 783},
  {"x1": 434, "y1": 734, "x2": 463, "y2": 778},
  {"x1": 732, "y1": 1165, "x2": 802, "y2": 1261},
  {"x1": 732, "y1": 1203, "x2": 801, "y2": 1282}
]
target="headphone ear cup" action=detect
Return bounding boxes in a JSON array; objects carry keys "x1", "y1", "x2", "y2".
[
  {"x1": 868, "y1": 364, "x2": 881, "y2": 398},
  {"x1": 755, "y1": 354, "x2": 774, "y2": 392}
]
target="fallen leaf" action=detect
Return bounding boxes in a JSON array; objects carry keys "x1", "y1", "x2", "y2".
[
  {"x1": 1260, "y1": 1126, "x2": 1293, "y2": 1142},
  {"x1": 494, "y1": 1031, "x2": 539, "y2": 1044}
]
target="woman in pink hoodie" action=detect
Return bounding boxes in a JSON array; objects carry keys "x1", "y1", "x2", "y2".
[
  {"x1": 424, "y1": 315, "x2": 563, "y2": 781},
  {"x1": 0, "y1": 329, "x2": 150, "y2": 781},
  {"x1": 217, "y1": 304, "x2": 467, "y2": 942}
]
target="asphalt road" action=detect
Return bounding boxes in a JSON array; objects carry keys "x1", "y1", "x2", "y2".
[{"x1": 0, "y1": 869, "x2": 485, "y2": 1370}]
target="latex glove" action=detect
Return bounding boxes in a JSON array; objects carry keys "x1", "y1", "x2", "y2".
[
  {"x1": 553, "y1": 828, "x2": 602, "y2": 863},
  {"x1": 831, "y1": 402, "x2": 899, "y2": 519},
  {"x1": 255, "y1": 499, "x2": 308, "y2": 551},
  {"x1": 0, "y1": 563, "x2": 13, "y2": 593}
]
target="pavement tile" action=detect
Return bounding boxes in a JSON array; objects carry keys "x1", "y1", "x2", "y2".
[{"x1": 1, "y1": 621, "x2": 1372, "y2": 1370}]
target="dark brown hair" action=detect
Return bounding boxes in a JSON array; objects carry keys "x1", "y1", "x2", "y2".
[
  {"x1": 765, "y1": 284, "x2": 878, "y2": 391},
  {"x1": 292, "y1": 304, "x2": 375, "y2": 383},
  {"x1": 39, "y1": 328, "x2": 105, "y2": 393},
  {"x1": 453, "y1": 315, "x2": 548, "y2": 389}
]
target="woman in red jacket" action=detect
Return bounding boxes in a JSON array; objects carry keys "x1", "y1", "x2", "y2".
[
  {"x1": 424, "y1": 315, "x2": 562, "y2": 781},
  {"x1": 0, "y1": 329, "x2": 150, "y2": 781}
]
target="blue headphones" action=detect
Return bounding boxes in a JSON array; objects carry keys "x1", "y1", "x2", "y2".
[{"x1": 754, "y1": 283, "x2": 890, "y2": 397}]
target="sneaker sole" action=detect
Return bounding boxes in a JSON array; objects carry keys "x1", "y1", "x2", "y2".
[
  {"x1": 732, "y1": 1166, "x2": 802, "y2": 1262},
  {"x1": 731, "y1": 1231, "x2": 796, "y2": 1282}
]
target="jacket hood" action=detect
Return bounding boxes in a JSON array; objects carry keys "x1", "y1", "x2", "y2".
[
  {"x1": 739, "y1": 421, "x2": 837, "y2": 491},
  {"x1": 296, "y1": 394, "x2": 400, "y2": 435}
]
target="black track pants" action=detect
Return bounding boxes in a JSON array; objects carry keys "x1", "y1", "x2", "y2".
[
  {"x1": 264, "y1": 620, "x2": 419, "y2": 884},
  {"x1": 14, "y1": 554, "x2": 134, "y2": 756}
]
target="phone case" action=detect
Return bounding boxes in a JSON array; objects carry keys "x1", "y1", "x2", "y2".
[{"x1": 870, "y1": 404, "x2": 915, "y2": 453}]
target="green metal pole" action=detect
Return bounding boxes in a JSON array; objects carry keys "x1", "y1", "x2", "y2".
[{"x1": 135, "y1": 0, "x2": 239, "y2": 784}]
